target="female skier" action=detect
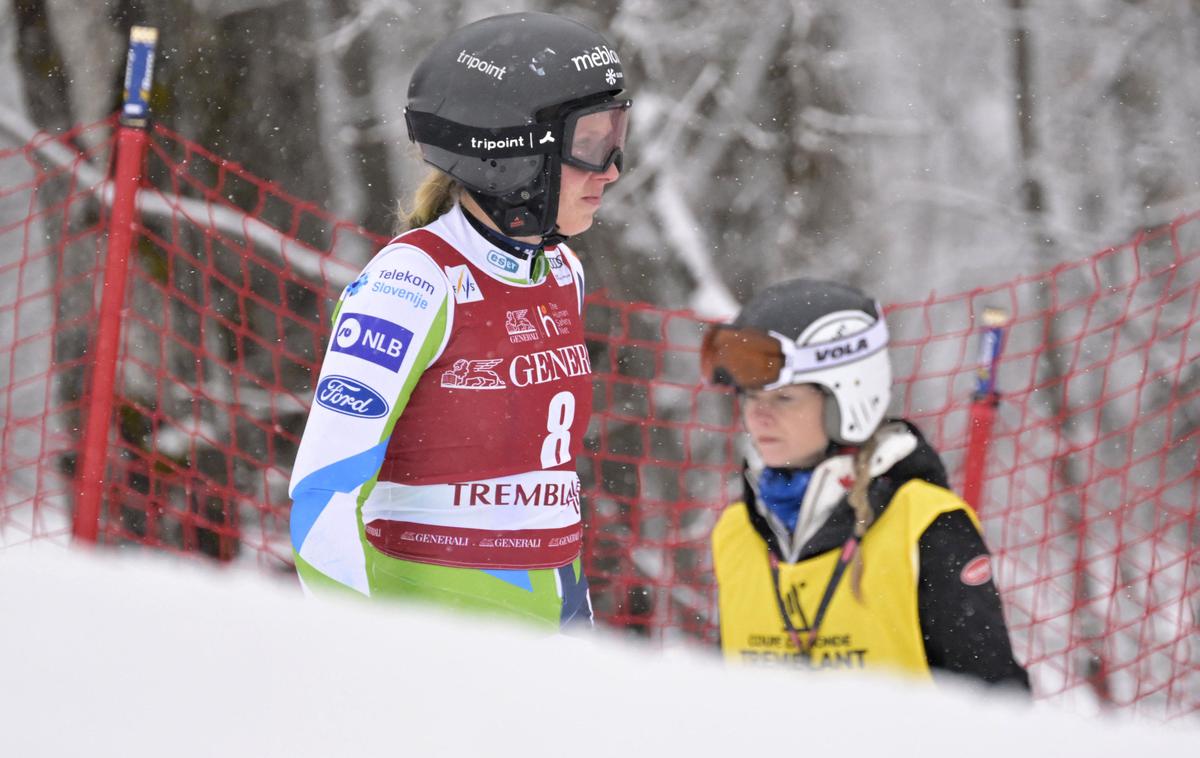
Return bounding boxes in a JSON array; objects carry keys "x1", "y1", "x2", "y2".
[
  {"x1": 701, "y1": 278, "x2": 1029, "y2": 687},
  {"x1": 288, "y1": 12, "x2": 631, "y2": 630}
]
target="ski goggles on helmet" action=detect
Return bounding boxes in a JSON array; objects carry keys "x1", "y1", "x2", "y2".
[
  {"x1": 404, "y1": 98, "x2": 631, "y2": 178},
  {"x1": 700, "y1": 315, "x2": 889, "y2": 391},
  {"x1": 561, "y1": 99, "x2": 630, "y2": 172}
]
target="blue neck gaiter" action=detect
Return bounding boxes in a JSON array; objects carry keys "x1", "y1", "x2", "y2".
[{"x1": 757, "y1": 467, "x2": 813, "y2": 533}]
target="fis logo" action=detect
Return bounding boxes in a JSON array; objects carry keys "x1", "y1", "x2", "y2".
[
  {"x1": 604, "y1": 68, "x2": 623, "y2": 86},
  {"x1": 487, "y1": 250, "x2": 519, "y2": 274},
  {"x1": 331, "y1": 312, "x2": 414, "y2": 372},
  {"x1": 783, "y1": 582, "x2": 813, "y2": 632},
  {"x1": 444, "y1": 265, "x2": 484, "y2": 303}
]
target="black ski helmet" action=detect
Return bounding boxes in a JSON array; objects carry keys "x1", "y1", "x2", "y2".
[
  {"x1": 727, "y1": 279, "x2": 892, "y2": 445},
  {"x1": 405, "y1": 12, "x2": 629, "y2": 239}
]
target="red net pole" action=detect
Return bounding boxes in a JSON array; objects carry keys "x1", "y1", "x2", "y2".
[
  {"x1": 72, "y1": 27, "x2": 158, "y2": 543},
  {"x1": 962, "y1": 400, "x2": 997, "y2": 509},
  {"x1": 72, "y1": 126, "x2": 148, "y2": 542},
  {"x1": 961, "y1": 307, "x2": 1009, "y2": 510}
]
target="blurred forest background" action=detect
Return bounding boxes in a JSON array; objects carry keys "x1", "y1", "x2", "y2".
[{"x1": 5, "y1": 0, "x2": 1200, "y2": 314}]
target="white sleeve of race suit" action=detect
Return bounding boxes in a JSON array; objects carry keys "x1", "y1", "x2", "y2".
[
  {"x1": 287, "y1": 243, "x2": 452, "y2": 595},
  {"x1": 557, "y1": 243, "x2": 586, "y2": 316}
]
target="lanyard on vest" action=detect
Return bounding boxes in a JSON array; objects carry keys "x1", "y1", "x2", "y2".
[{"x1": 768, "y1": 536, "x2": 859, "y2": 655}]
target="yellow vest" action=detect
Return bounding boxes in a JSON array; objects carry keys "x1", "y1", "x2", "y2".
[{"x1": 712, "y1": 479, "x2": 980, "y2": 679}]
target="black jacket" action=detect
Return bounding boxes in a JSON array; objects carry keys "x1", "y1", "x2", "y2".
[{"x1": 740, "y1": 421, "x2": 1030, "y2": 690}]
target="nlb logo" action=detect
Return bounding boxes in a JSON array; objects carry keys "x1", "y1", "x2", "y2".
[
  {"x1": 457, "y1": 50, "x2": 505, "y2": 80},
  {"x1": 571, "y1": 45, "x2": 621, "y2": 72},
  {"x1": 331, "y1": 312, "x2": 414, "y2": 372},
  {"x1": 487, "y1": 250, "x2": 519, "y2": 274},
  {"x1": 315, "y1": 375, "x2": 389, "y2": 418},
  {"x1": 815, "y1": 337, "x2": 869, "y2": 363}
]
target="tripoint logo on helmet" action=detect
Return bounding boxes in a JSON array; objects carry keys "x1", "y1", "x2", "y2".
[
  {"x1": 571, "y1": 45, "x2": 621, "y2": 72},
  {"x1": 470, "y1": 135, "x2": 526, "y2": 152},
  {"x1": 457, "y1": 50, "x2": 506, "y2": 80}
]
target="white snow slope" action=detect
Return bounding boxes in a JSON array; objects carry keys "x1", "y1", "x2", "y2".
[{"x1": 1, "y1": 546, "x2": 1195, "y2": 758}]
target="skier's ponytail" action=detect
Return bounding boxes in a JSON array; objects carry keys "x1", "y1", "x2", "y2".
[
  {"x1": 847, "y1": 431, "x2": 881, "y2": 600},
  {"x1": 395, "y1": 169, "x2": 459, "y2": 233}
]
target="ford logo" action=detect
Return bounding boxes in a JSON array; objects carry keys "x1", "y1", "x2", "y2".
[
  {"x1": 487, "y1": 250, "x2": 519, "y2": 274},
  {"x1": 315, "y1": 375, "x2": 389, "y2": 418}
]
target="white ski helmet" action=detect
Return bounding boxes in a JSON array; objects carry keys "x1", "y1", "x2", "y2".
[{"x1": 701, "y1": 278, "x2": 892, "y2": 445}]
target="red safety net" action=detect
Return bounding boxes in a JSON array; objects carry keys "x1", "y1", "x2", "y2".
[{"x1": 1, "y1": 120, "x2": 1197, "y2": 718}]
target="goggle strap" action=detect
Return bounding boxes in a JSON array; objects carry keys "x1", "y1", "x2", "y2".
[
  {"x1": 766, "y1": 313, "x2": 889, "y2": 389},
  {"x1": 405, "y1": 108, "x2": 562, "y2": 160}
]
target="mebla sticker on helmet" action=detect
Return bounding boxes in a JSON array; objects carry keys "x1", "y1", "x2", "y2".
[
  {"x1": 330, "y1": 312, "x2": 414, "y2": 372},
  {"x1": 315, "y1": 375, "x2": 390, "y2": 418}
]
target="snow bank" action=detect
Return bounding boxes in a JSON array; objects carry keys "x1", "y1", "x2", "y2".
[{"x1": 0, "y1": 546, "x2": 1194, "y2": 757}]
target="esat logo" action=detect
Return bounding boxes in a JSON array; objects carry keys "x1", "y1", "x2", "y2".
[
  {"x1": 444, "y1": 265, "x2": 484, "y2": 304},
  {"x1": 441, "y1": 358, "x2": 506, "y2": 390},
  {"x1": 315, "y1": 375, "x2": 389, "y2": 419},
  {"x1": 331, "y1": 312, "x2": 414, "y2": 372},
  {"x1": 487, "y1": 249, "x2": 520, "y2": 275}
]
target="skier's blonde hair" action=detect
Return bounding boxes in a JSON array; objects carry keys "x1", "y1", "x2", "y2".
[
  {"x1": 395, "y1": 170, "x2": 459, "y2": 233},
  {"x1": 846, "y1": 431, "x2": 882, "y2": 600}
]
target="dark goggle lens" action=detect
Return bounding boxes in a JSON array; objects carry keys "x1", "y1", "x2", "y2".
[
  {"x1": 565, "y1": 101, "x2": 630, "y2": 171},
  {"x1": 699, "y1": 326, "x2": 784, "y2": 390}
]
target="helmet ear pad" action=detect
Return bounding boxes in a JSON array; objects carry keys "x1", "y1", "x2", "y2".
[
  {"x1": 454, "y1": 151, "x2": 563, "y2": 237},
  {"x1": 819, "y1": 386, "x2": 845, "y2": 447},
  {"x1": 809, "y1": 348, "x2": 891, "y2": 445},
  {"x1": 418, "y1": 146, "x2": 544, "y2": 196},
  {"x1": 788, "y1": 310, "x2": 893, "y2": 446}
]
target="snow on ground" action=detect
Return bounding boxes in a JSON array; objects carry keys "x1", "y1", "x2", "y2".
[{"x1": 1, "y1": 546, "x2": 1195, "y2": 758}]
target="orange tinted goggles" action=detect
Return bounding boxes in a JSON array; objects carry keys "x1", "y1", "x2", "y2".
[{"x1": 699, "y1": 325, "x2": 785, "y2": 390}]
